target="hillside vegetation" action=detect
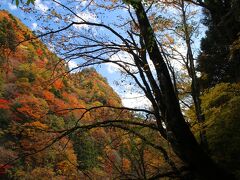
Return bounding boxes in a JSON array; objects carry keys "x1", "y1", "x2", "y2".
[
  {"x1": 0, "y1": 10, "x2": 121, "y2": 179},
  {"x1": 0, "y1": 10, "x2": 174, "y2": 179}
]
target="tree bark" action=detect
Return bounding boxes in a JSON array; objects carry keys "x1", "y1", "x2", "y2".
[{"x1": 128, "y1": 1, "x2": 235, "y2": 179}]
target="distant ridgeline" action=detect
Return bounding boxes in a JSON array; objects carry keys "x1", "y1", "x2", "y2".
[{"x1": 0, "y1": 10, "x2": 133, "y2": 179}]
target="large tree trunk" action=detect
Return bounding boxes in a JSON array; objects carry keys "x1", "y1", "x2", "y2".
[{"x1": 128, "y1": 1, "x2": 235, "y2": 179}]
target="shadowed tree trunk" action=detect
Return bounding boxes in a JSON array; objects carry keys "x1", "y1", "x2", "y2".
[{"x1": 126, "y1": 0, "x2": 235, "y2": 179}]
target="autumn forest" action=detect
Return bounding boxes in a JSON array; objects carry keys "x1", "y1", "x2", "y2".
[{"x1": 0, "y1": 0, "x2": 240, "y2": 179}]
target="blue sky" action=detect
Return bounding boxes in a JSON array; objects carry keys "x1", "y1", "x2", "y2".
[{"x1": 0, "y1": 0, "x2": 205, "y2": 108}]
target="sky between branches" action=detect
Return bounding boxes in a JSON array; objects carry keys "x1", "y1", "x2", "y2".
[{"x1": 0, "y1": 0, "x2": 206, "y2": 108}]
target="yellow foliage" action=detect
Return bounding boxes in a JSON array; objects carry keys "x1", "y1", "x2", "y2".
[{"x1": 25, "y1": 121, "x2": 49, "y2": 130}]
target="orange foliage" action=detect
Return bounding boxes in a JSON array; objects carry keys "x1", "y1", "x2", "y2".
[
  {"x1": 90, "y1": 128, "x2": 106, "y2": 140},
  {"x1": 19, "y1": 125, "x2": 55, "y2": 153},
  {"x1": 25, "y1": 121, "x2": 49, "y2": 130},
  {"x1": 15, "y1": 95, "x2": 48, "y2": 119},
  {"x1": 53, "y1": 79, "x2": 63, "y2": 90},
  {"x1": 42, "y1": 90, "x2": 55, "y2": 102},
  {"x1": 62, "y1": 92, "x2": 79, "y2": 104},
  {"x1": 107, "y1": 99, "x2": 119, "y2": 106},
  {"x1": 53, "y1": 98, "x2": 69, "y2": 115},
  {"x1": 122, "y1": 158, "x2": 131, "y2": 172},
  {"x1": 61, "y1": 92, "x2": 89, "y2": 119}
]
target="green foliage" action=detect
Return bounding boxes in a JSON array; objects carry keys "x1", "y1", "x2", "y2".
[
  {"x1": 0, "y1": 109, "x2": 10, "y2": 129},
  {"x1": 13, "y1": 0, "x2": 35, "y2": 7},
  {"x1": 201, "y1": 83, "x2": 240, "y2": 177},
  {"x1": 72, "y1": 132, "x2": 101, "y2": 170},
  {"x1": 0, "y1": 17, "x2": 17, "y2": 51},
  {"x1": 14, "y1": 63, "x2": 36, "y2": 82},
  {"x1": 50, "y1": 87, "x2": 62, "y2": 98},
  {"x1": 45, "y1": 115, "x2": 65, "y2": 131},
  {"x1": 201, "y1": 83, "x2": 240, "y2": 117}
]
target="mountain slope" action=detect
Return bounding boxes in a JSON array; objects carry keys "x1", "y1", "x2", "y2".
[
  {"x1": 0, "y1": 10, "x2": 179, "y2": 179},
  {"x1": 0, "y1": 10, "x2": 124, "y2": 179}
]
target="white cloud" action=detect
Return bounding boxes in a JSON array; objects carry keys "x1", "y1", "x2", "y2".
[
  {"x1": 121, "y1": 92, "x2": 151, "y2": 108},
  {"x1": 106, "y1": 51, "x2": 135, "y2": 74},
  {"x1": 106, "y1": 62, "x2": 119, "y2": 74},
  {"x1": 31, "y1": 22, "x2": 38, "y2": 30},
  {"x1": 73, "y1": 11, "x2": 98, "y2": 29},
  {"x1": 170, "y1": 43, "x2": 188, "y2": 71},
  {"x1": 35, "y1": 0, "x2": 48, "y2": 12},
  {"x1": 47, "y1": 43, "x2": 55, "y2": 52},
  {"x1": 8, "y1": 3, "x2": 17, "y2": 10},
  {"x1": 81, "y1": 0, "x2": 88, "y2": 6},
  {"x1": 68, "y1": 61, "x2": 78, "y2": 71}
]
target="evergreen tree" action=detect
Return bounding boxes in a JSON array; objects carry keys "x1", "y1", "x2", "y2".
[{"x1": 198, "y1": 0, "x2": 240, "y2": 88}]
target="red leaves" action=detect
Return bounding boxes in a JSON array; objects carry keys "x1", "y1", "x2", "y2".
[
  {"x1": 0, "y1": 99, "x2": 10, "y2": 109},
  {"x1": 12, "y1": 115, "x2": 22, "y2": 121},
  {"x1": 0, "y1": 164, "x2": 12, "y2": 175},
  {"x1": 36, "y1": 49, "x2": 43, "y2": 56},
  {"x1": 36, "y1": 60, "x2": 45, "y2": 68}
]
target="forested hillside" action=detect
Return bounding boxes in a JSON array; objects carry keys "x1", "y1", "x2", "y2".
[
  {"x1": 0, "y1": 10, "x2": 178, "y2": 179},
  {"x1": 0, "y1": 10, "x2": 127, "y2": 179},
  {"x1": 1, "y1": 0, "x2": 240, "y2": 179}
]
